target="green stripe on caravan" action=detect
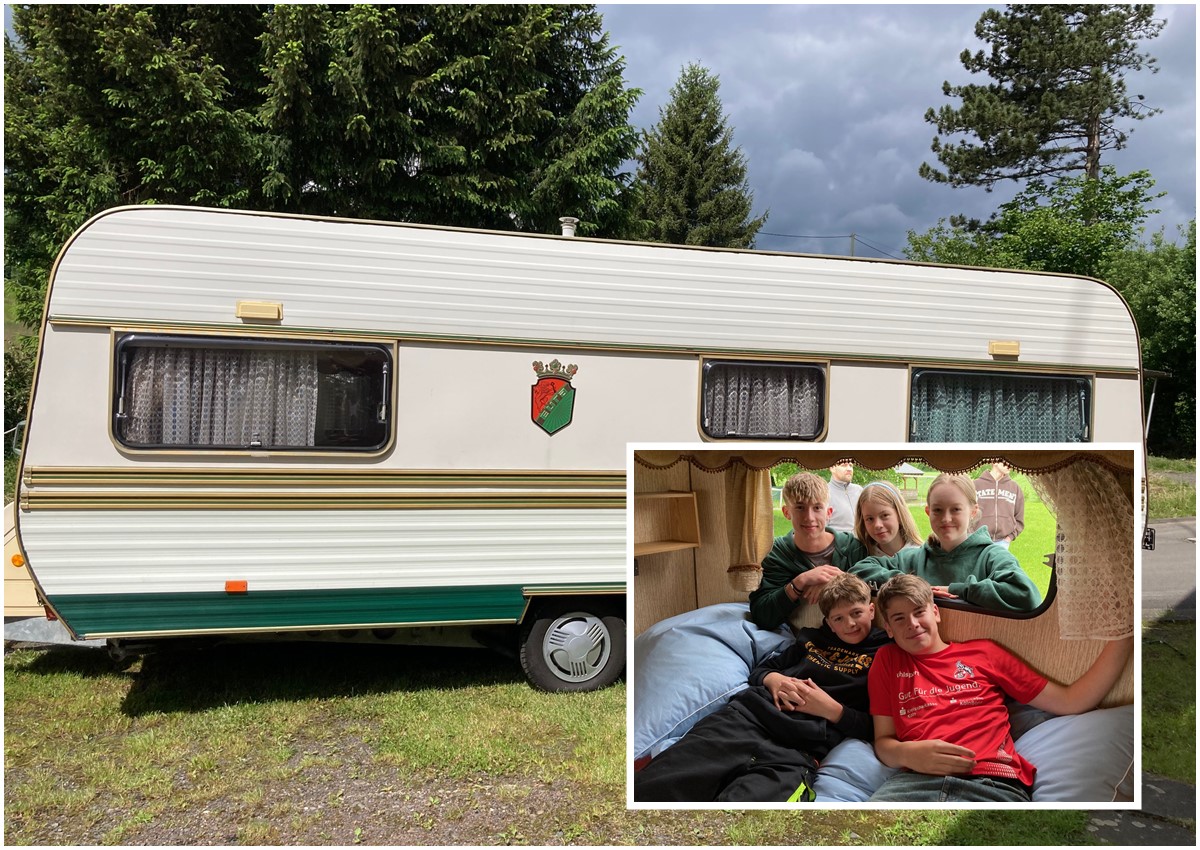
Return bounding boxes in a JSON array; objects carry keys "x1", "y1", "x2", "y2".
[{"x1": 52, "y1": 585, "x2": 530, "y2": 637}]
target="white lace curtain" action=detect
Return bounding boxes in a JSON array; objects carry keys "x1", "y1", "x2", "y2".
[
  {"x1": 123, "y1": 347, "x2": 319, "y2": 447},
  {"x1": 1030, "y1": 462, "x2": 1135, "y2": 640},
  {"x1": 703, "y1": 364, "x2": 822, "y2": 438}
]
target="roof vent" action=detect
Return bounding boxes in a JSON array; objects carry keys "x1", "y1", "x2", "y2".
[{"x1": 559, "y1": 216, "x2": 579, "y2": 237}]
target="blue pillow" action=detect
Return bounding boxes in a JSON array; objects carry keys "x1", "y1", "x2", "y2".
[
  {"x1": 813, "y1": 738, "x2": 899, "y2": 802},
  {"x1": 633, "y1": 603, "x2": 792, "y2": 759},
  {"x1": 813, "y1": 704, "x2": 1134, "y2": 803},
  {"x1": 1016, "y1": 704, "x2": 1135, "y2": 802}
]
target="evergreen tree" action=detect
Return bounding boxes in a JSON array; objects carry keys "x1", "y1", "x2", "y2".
[
  {"x1": 259, "y1": 4, "x2": 640, "y2": 235},
  {"x1": 4, "y1": 4, "x2": 642, "y2": 336},
  {"x1": 4, "y1": 4, "x2": 268, "y2": 328},
  {"x1": 920, "y1": 4, "x2": 1164, "y2": 189},
  {"x1": 634, "y1": 63, "x2": 766, "y2": 248}
]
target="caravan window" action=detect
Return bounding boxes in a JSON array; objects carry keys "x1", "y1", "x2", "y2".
[
  {"x1": 909, "y1": 369, "x2": 1091, "y2": 442},
  {"x1": 701, "y1": 360, "x2": 825, "y2": 440},
  {"x1": 113, "y1": 335, "x2": 391, "y2": 452}
]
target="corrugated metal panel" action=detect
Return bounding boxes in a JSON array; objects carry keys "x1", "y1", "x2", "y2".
[
  {"x1": 19, "y1": 508, "x2": 625, "y2": 596},
  {"x1": 48, "y1": 207, "x2": 1140, "y2": 370}
]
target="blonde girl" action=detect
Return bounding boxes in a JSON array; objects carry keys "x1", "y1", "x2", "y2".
[
  {"x1": 853, "y1": 481, "x2": 922, "y2": 556},
  {"x1": 849, "y1": 473, "x2": 1041, "y2": 613},
  {"x1": 923, "y1": 473, "x2": 979, "y2": 551}
]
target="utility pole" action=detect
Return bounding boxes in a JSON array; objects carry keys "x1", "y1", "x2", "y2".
[{"x1": 849, "y1": 233, "x2": 856, "y2": 257}]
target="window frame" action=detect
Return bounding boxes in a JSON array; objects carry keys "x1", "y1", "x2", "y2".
[
  {"x1": 111, "y1": 332, "x2": 395, "y2": 455},
  {"x1": 907, "y1": 367, "x2": 1093, "y2": 443},
  {"x1": 698, "y1": 358, "x2": 828, "y2": 441}
]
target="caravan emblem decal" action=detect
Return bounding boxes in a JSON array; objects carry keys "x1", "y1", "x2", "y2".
[{"x1": 531, "y1": 360, "x2": 578, "y2": 435}]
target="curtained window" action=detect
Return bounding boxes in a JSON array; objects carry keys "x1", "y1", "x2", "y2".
[
  {"x1": 701, "y1": 360, "x2": 825, "y2": 439},
  {"x1": 114, "y1": 335, "x2": 391, "y2": 451},
  {"x1": 910, "y1": 369, "x2": 1091, "y2": 443}
]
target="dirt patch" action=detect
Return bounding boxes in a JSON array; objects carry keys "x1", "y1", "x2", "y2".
[{"x1": 14, "y1": 759, "x2": 861, "y2": 846}]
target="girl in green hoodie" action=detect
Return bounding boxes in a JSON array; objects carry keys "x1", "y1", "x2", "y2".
[{"x1": 850, "y1": 474, "x2": 1041, "y2": 613}]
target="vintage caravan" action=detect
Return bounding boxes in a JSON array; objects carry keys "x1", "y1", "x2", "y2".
[{"x1": 13, "y1": 206, "x2": 1146, "y2": 691}]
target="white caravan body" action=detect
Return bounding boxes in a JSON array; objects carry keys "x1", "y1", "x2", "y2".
[{"x1": 14, "y1": 206, "x2": 1145, "y2": 689}]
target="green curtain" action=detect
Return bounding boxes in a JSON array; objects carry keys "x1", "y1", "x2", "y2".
[{"x1": 910, "y1": 371, "x2": 1089, "y2": 442}]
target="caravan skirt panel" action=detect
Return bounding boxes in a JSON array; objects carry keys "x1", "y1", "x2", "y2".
[
  {"x1": 49, "y1": 584, "x2": 533, "y2": 637},
  {"x1": 19, "y1": 507, "x2": 625, "y2": 597}
]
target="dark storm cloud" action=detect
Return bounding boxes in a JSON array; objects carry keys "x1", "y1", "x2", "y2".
[{"x1": 600, "y1": 3, "x2": 1197, "y2": 258}]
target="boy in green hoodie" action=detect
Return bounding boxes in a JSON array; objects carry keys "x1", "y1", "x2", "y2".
[
  {"x1": 750, "y1": 472, "x2": 868, "y2": 630},
  {"x1": 850, "y1": 473, "x2": 1040, "y2": 613}
]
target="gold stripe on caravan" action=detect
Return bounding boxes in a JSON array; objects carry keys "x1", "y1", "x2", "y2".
[
  {"x1": 24, "y1": 467, "x2": 625, "y2": 488},
  {"x1": 21, "y1": 467, "x2": 627, "y2": 511}
]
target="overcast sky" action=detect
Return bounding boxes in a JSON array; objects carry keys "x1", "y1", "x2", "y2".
[
  {"x1": 4, "y1": 4, "x2": 1193, "y2": 260},
  {"x1": 598, "y1": 2, "x2": 1197, "y2": 259}
]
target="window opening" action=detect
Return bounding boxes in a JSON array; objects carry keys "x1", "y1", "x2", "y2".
[
  {"x1": 701, "y1": 360, "x2": 825, "y2": 440},
  {"x1": 114, "y1": 335, "x2": 391, "y2": 451},
  {"x1": 910, "y1": 369, "x2": 1090, "y2": 442}
]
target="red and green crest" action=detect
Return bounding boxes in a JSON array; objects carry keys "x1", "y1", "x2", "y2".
[{"x1": 531, "y1": 360, "x2": 578, "y2": 435}]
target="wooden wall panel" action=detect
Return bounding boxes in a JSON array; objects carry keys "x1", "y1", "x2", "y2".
[{"x1": 633, "y1": 463, "x2": 696, "y2": 635}]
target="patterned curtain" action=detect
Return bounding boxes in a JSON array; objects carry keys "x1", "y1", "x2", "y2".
[
  {"x1": 703, "y1": 363, "x2": 823, "y2": 438},
  {"x1": 1030, "y1": 462, "x2": 1135, "y2": 640},
  {"x1": 123, "y1": 347, "x2": 319, "y2": 447},
  {"x1": 911, "y1": 372, "x2": 1088, "y2": 442}
]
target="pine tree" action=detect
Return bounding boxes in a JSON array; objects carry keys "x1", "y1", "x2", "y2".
[
  {"x1": 920, "y1": 4, "x2": 1164, "y2": 188},
  {"x1": 4, "y1": 5, "x2": 267, "y2": 328},
  {"x1": 634, "y1": 63, "x2": 766, "y2": 248},
  {"x1": 5, "y1": 4, "x2": 642, "y2": 336},
  {"x1": 258, "y1": 4, "x2": 641, "y2": 235}
]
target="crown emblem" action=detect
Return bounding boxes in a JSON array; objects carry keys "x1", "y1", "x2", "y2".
[{"x1": 532, "y1": 359, "x2": 578, "y2": 380}]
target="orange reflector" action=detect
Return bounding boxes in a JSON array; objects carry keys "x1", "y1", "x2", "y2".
[
  {"x1": 44, "y1": 605, "x2": 57, "y2": 621},
  {"x1": 11, "y1": 553, "x2": 25, "y2": 568},
  {"x1": 225, "y1": 580, "x2": 248, "y2": 594}
]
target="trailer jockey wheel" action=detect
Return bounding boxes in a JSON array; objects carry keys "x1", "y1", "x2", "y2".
[{"x1": 519, "y1": 600, "x2": 625, "y2": 692}]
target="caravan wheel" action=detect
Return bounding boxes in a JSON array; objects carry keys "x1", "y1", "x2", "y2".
[{"x1": 519, "y1": 601, "x2": 625, "y2": 692}]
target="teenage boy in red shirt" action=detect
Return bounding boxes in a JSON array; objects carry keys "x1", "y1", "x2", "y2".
[{"x1": 868, "y1": 574, "x2": 1133, "y2": 802}]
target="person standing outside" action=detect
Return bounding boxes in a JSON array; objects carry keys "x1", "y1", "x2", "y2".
[
  {"x1": 827, "y1": 462, "x2": 863, "y2": 533},
  {"x1": 973, "y1": 462, "x2": 1025, "y2": 549}
]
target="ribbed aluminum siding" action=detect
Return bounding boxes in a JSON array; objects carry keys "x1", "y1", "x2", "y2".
[
  {"x1": 20, "y1": 508, "x2": 625, "y2": 597},
  {"x1": 48, "y1": 207, "x2": 1140, "y2": 371}
]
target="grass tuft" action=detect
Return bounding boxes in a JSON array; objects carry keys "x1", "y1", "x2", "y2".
[{"x1": 1141, "y1": 620, "x2": 1196, "y2": 782}]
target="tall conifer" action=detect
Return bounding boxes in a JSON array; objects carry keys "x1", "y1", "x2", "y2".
[
  {"x1": 634, "y1": 63, "x2": 766, "y2": 248},
  {"x1": 920, "y1": 4, "x2": 1164, "y2": 188}
]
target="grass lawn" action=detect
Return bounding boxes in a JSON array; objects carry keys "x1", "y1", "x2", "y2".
[
  {"x1": 1141, "y1": 619, "x2": 1196, "y2": 782},
  {"x1": 1147, "y1": 457, "x2": 1195, "y2": 520},
  {"x1": 3, "y1": 641, "x2": 1113, "y2": 845}
]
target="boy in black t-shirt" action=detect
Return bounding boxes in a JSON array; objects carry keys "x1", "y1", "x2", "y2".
[{"x1": 635, "y1": 573, "x2": 890, "y2": 803}]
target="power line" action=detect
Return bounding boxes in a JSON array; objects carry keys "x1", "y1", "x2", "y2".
[
  {"x1": 852, "y1": 235, "x2": 906, "y2": 262},
  {"x1": 760, "y1": 231, "x2": 907, "y2": 261},
  {"x1": 761, "y1": 232, "x2": 849, "y2": 240}
]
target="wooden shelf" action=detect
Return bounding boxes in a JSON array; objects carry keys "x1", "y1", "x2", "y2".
[
  {"x1": 634, "y1": 491, "x2": 700, "y2": 558},
  {"x1": 634, "y1": 539, "x2": 700, "y2": 557}
]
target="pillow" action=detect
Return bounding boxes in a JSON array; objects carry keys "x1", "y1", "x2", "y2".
[
  {"x1": 1016, "y1": 704, "x2": 1135, "y2": 802},
  {"x1": 812, "y1": 705, "x2": 1133, "y2": 803},
  {"x1": 813, "y1": 738, "x2": 899, "y2": 803},
  {"x1": 633, "y1": 602, "x2": 793, "y2": 759}
]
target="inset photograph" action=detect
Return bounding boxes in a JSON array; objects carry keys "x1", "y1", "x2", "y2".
[{"x1": 629, "y1": 446, "x2": 1138, "y2": 809}]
